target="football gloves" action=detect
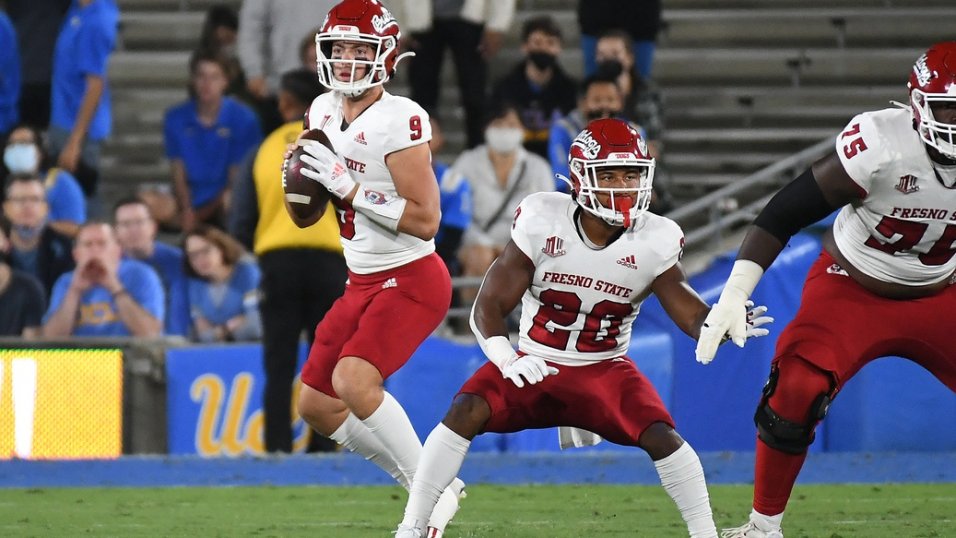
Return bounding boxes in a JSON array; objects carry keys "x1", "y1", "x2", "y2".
[
  {"x1": 299, "y1": 141, "x2": 357, "y2": 199},
  {"x1": 501, "y1": 355, "x2": 559, "y2": 388}
]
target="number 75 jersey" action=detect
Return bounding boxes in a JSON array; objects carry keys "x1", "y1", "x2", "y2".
[
  {"x1": 834, "y1": 107, "x2": 956, "y2": 286},
  {"x1": 511, "y1": 192, "x2": 684, "y2": 366}
]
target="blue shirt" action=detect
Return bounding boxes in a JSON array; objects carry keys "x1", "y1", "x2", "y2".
[
  {"x1": 50, "y1": 0, "x2": 118, "y2": 141},
  {"x1": 164, "y1": 97, "x2": 262, "y2": 207},
  {"x1": 434, "y1": 161, "x2": 472, "y2": 241},
  {"x1": 44, "y1": 168, "x2": 86, "y2": 225},
  {"x1": 44, "y1": 258, "x2": 165, "y2": 337},
  {"x1": 0, "y1": 12, "x2": 20, "y2": 134},
  {"x1": 187, "y1": 259, "x2": 260, "y2": 329},
  {"x1": 137, "y1": 242, "x2": 191, "y2": 337}
]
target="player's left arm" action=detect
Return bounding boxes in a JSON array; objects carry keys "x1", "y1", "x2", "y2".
[
  {"x1": 650, "y1": 262, "x2": 710, "y2": 340},
  {"x1": 384, "y1": 143, "x2": 442, "y2": 240}
]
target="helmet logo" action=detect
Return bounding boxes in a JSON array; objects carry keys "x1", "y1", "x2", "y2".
[
  {"x1": 573, "y1": 131, "x2": 601, "y2": 159},
  {"x1": 371, "y1": 7, "x2": 397, "y2": 33},
  {"x1": 914, "y1": 54, "x2": 934, "y2": 87}
]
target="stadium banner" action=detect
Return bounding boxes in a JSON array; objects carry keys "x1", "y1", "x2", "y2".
[
  {"x1": 0, "y1": 348, "x2": 123, "y2": 460},
  {"x1": 165, "y1": 344, "x2": 312, "y2": 456}
]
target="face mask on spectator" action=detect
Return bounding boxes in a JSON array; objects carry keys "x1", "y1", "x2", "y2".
[
  {"x1": 485, "y1": 127, "x2": 524, "y2": 154},
  {"x1": 528, "y1": 51, "x2": 557, "y2": 70},
  {"x1": 3, "y1": 144, "x2": 40, "y2": 174},
  {"x1": 595, "y1": 59, "x2": 624, "y2": 79}
]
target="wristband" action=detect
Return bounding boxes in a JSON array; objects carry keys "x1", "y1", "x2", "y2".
[
  {"x1": 720, "y1": 260, "x2": 764, "y2": 303},
  {"x1": 351, "y1": 184, "x2": 407, "y2": 232}
]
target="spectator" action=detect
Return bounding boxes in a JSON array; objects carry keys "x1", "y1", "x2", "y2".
[
  {"x1": 7, "y1": 0, "x2": 70, "y2": 129},
  {"x1": 3, "y1": 123, "x2": 86, "y2": 237},
  {"x1": 0, "y1": 226, "x2": 45, "y2": 338},
  {"x1": 594, "y1": 29, "x2": 664, "y2": 148},
  {"x1": 490, "y1": 15, "x2": 577, "y2": 159},
  {"x1": 298, "y1": 26, "x2": 321, "y2": 71},
  {"x1": 0, "y1": 6, "x2": 19, "y2": 137},
  {"x1": 229, "y1": 67, "x2": 343, "y2": 453},
  {"x1": 48, "y1": 0, "x2": 119, "y2": 216},
  {"x1": 428, "y1": 116, "x2": 472, "y2": 274},
  {"x1": 548, "y1": 74, "x2": 627, "y2": 189},
  {"x1": 237, "y1": 0, "x2": 337, "y2": 133},
  {"x1": 2, "y1": 173, "x2": 74, "y2": 296},
  {"x1": 402, "y1": 0, "x2": 515, "y2": 149},
  {"x1": 199, "y1": 4, "x2": 248, "y2": 101},
  {"x1": 113, "y1": 196, "x2": 191, "y2": 338},
  {"x1": 183, "y1": 224, "x2": 261, "y2": 343},
  {"x1": 145, "y1": 50, "x2": 262, "y2": 233},
  {"x1": 43, "y1": 221, "x2": 164, "y2": 337},
  {"x1": 453, "y1": 103, "x2": 553, "y2": 304},
  {"x1": 578, "y1": 0, "x2": 661, "y2": 80}
]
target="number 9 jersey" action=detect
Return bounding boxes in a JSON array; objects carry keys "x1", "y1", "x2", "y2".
[
  {"x1": 511, "y1": 192, "x2": 684, "y2": 366},
  {"x1": 834, "y1": 107, "x2": 956, "y2": 286}
]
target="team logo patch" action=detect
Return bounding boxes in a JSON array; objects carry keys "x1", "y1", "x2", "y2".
[
  {"x1": 895, "y1": 174, "x2": 920, "y2": 194},
  {"x1": 914, "y1": 54, "x2": 934, "y2": 87},
  {"x1": 541, "y1": 236, "x2": 567, "y2": 257},
  {"x1": 371, "y1": 7, "x2": 397, "y2": 33},
  {"x1": 364, "y1": 189, "x2": 388, "y2": 205},
  {"x1": 616, "y1": 254, "x2": 638, "y2": 270},
  {"x1": 572, "y1": 131, "x2": 601, "y2": 159}
]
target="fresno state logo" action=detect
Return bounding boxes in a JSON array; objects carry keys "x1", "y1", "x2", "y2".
[
  {"x1": 914, "y1": 53, "x2": 934, "y2": 87},
  {"x1": 371, "y1": 6, "x2": 397, "y2": 33},
  {"x1": 572, "y1": 131, "x2": 601, "y2": 159}
]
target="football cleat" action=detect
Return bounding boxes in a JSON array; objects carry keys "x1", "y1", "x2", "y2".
[
  {"x1": 425, "y1": 478, "x2": 467, "y2": 537},
  {"x1": 720, "y1": 521, "x2": 783, "y2": 538},
  {"x1": 394, "y1": 523, "x2": 423, "y2": 538}
]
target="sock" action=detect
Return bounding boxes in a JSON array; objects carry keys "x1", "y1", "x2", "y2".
[
  {"x1": 753, "y1": 437, "x2": 806, "y2": 517},
  {"x1": 654, "y1": 442, "x2": 717, "y2": 538},
  {"x1": 361, "y1": 391, "x2": 423, "y2": 486},
  {"x1": 750, "y1": 508, "x2": 784, "y2": 531},
  {"x1": 329, "y1": 411, "x2": 409, "y2": 489},
  {"x1": 402, "y1": 422, "x2": 471, "y2": 530}
]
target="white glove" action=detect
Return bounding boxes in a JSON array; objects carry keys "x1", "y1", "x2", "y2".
[
  {"x1": 299, "y1": 142, "x2": 357, "y2": 199},
  {"x1": 744, "y1": 301, "x2": 773, "y2": 340},
  {"x1": 695, "y1": 260, "x2": 765, "y2": 365},
  {"x1": 501, "y1": 355, "x2": 559, "y2": 388}
]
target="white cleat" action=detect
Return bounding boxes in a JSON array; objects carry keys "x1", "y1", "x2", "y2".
[
  {"x1": 720, "y1": 521, "x2": 783, "y2": 538},
  {"x1": 425, "y1": 478, "x2": 467, "y2": 537},
  {"x1": 394, "y1": 523, "x2": 423, "y2": 538}
]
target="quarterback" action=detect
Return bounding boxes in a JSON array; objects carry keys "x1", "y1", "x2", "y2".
[
  {"x1": 697, "y1": 42, "x2": 956, "y2": 538},
  {"x1": 288, "y1": 0, "x2": 462, "y2": 535},
  {"x1": 395, "y1": 119, "x2": 772, "y2": 538}
]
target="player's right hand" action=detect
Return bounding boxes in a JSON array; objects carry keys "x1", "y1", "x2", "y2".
[
  {"x1": 695, "y1": 296, "x2": 748, "y2": 365},
  {"x1": 501, "y1": 355, "x2": 559, "y2": 388}
]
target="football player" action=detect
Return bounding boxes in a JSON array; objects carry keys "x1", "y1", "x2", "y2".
[
  {"x1": 287, "y1": 0, "x2": 463, "y2": 535},
  {"x1": 697, "y1": 42, "x2": 956, "y2": 538},
  {"x1": 395, "y1": 118, "x2": 772, "y2": 538}
]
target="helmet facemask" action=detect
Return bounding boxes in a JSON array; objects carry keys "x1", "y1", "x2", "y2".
[
  {"x1": 911, "y1": 89, "x2": 956, "y2": 160},
  {"x1": 570, "y1": 156, "x2": 655, "y2": 228},
  {"x1": 316, "y1": 32, "x2": 398, "y2": 98}
]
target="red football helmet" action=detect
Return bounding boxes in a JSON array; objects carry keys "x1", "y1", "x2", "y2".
[
  {"x1": 315, "y1": 0, "x2": 411, "y2": 97},
  {"x1": 563, "y1": 118, "x2": 655, "y2": 227},
  {"x1": 908, "y1": 41, "x2": 956, "y2": 158}
]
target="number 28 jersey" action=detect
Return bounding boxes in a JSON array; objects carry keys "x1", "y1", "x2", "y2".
[
  {"x1": 511, "y1": 192, "x2": 684, "y2": 366},
  {"x1": 306, "y1": 91, "x2": 434, "y2": 274},
  {"x1": 834, "y1": 107, "x2": 956, "y2": 286}
]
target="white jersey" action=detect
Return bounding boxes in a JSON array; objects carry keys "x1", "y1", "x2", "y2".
[
  {"x1": 306, "y1": 91, "x2": 435, "y2": 274},
  {"x1": 834, "y1": 108, "x2": 956, "y2": 286},
  {"x1": 511, "y1": 192, "x2": 684, "y2": 366}
]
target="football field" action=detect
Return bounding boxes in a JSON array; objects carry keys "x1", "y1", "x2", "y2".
[{"x1": 0, "y1": 483, "x2": 951, "y2": 537}]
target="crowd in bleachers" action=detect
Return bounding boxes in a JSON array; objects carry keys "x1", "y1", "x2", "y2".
[{"x1": 0, "y1": 0, "x2": 669, "y2": 341}]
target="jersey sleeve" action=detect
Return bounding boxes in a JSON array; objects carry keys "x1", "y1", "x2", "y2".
[
  {"x1": 651, "y1": 218, "x2": 685, "y2": 277},
  {"x1": 381, "y1": 99, "x2": 431, "y2": 156},
  {"x1": 835, "y1": 112, "x2": 885, "y2": 196},
  {"x1": 510, "y1": 193, "x2": 554, "y2": 264}
]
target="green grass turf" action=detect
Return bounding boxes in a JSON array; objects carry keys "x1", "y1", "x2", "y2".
[{"x1": 0, "y1": 484, "x2": 952, "y2": 537}]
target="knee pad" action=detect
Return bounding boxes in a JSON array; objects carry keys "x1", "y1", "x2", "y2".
[{"x1": 753, "y1": 364, "x2": 834, "y2": 454}]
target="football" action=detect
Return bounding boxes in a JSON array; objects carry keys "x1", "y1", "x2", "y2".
[{"x1": 282, "y1": 129, "x2": 334, "y2": 226}]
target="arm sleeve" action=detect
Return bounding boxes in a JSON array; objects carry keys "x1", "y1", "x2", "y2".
[
  {"x1": 752, "y1": 167, "x2": 840, "y2": 246},
  {"x1": 76, "y1": 19, "x2": 115, "y2": 77},
  {"x1": 237, "y1": 0, "x2": 269, "y2": 79}
]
